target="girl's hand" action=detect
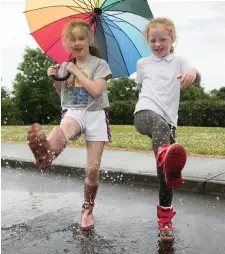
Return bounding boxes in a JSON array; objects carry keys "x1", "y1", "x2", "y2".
[
  {"x1": 177, "y1": 68, "x2": 197, "y2": 87},
  {"x1": 47, "y1": 65, "x2": 58, "y2": 77},
  {"x1": 67, "y1": 62, "x2": 78, "y2": 75}
]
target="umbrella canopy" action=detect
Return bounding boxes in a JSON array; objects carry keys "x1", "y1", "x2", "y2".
[{"x1": 25, "y1": 0, "x2": 153, "y2": 78}]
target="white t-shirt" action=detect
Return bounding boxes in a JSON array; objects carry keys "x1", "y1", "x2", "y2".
[{"x1": 134, "y1": 54, "x2": 193, "y2": 127}]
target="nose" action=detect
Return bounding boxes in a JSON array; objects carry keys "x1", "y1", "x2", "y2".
[{"x1": 155, "y1": 42, "x2": 161, "y2": 47}]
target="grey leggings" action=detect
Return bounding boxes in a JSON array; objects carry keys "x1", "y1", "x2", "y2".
[{"x1": 134, "y1": 110, "x2": 176, "y2": 207}]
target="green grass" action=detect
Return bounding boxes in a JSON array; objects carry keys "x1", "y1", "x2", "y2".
[{"x1": 1, "y1": 125, "x2": 225, "y2": 156}]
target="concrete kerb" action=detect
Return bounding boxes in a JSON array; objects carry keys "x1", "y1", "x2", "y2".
[
  {"x1": 205, "y1": 179, "x2": 225, "y2": 196},
  {"x1": 1, "y1": 157, "x2": 223, "y2": 196}
]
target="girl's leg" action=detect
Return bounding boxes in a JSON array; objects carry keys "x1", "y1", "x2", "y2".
[
  {"x1": 80, "y1": 141, "x2": 104, "y2": 230},
  {"x1": 134, "y1": 110, "x2": 185, "y2": 241},
  {"x1": 27, "y1": 116, "x2": 81, "y2": 169},
  {"x1": 134, "y1": 110, "x2": 174, "y2": 206}
]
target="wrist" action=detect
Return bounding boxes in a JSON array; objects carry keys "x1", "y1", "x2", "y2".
[{"x1": 53, "y1": 81, "x2": 60, "y2": 86}]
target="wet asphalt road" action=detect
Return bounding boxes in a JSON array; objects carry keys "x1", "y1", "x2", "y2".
[{"x1": 1, "y1": 166, "x2": 225, "y2": 254}]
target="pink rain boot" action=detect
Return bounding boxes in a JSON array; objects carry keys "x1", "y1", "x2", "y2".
[
  {"x1": 156, "y1": 144, "x2": 187, "y2": 189},
  {"x1": 27, "y1": 123, "x2": 66, "y2": 169},
  {"x1": 157, "y1": 205, "x2": 176, "y2": 241},
  {"x1": 80, "y1": 184, "x2": 98, "y2": 231}
]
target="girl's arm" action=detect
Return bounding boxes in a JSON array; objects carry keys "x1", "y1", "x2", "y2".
[
  {"x1": 53, "y1": 81, "x2": 61, "y2": 96},
  {"x1": 67, "y1": 62, "x2": 106, "y2": 98},
  {"x1": 47, "y1": 65, "x2": 61, "y2": 96}
]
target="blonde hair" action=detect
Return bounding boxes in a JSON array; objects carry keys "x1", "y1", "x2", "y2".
[
  {"x1": 62, "y1": 20, "x2": 100, "y2": 58},
  {"x1": 145, "y1": 17, "x2": 176, "y2": 53}
]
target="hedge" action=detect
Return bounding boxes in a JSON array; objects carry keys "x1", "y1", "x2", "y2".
[{"x1": 108, "y1": 100, "x2": 225, "y2": 127}]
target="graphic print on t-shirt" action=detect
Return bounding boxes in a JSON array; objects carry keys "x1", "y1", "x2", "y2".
[{"x1": 66, "y1": 69, "x2": 89, "y2": 106}]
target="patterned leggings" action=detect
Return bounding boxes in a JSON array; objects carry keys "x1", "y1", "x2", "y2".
[{"x1": 134, "y1": 110, "x2": 176, "y2": 207}]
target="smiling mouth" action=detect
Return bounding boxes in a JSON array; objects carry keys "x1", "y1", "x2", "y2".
[{"x1": 75, "y1": 48, "x2": 83, "y2": 53}]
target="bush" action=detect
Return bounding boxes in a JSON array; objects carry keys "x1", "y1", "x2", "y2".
[
  {"x1": 178, "y1": 100, "x2": 225, "y2": 127},
  {"x1": 1, "y1": 97, "x2": 23, "y2": 125},
  {"x1": 107, "y1": 100, "x2": 225, "y2": 127},
  {"x1": 108, "y1": 100, "x2": 136, "y2": 124}
]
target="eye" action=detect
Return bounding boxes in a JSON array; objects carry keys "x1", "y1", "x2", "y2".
[{"x1": 150, "y1": 40, "x2": 156, "y2": 43}]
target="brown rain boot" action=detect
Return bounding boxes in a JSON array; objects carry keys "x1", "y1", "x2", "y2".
[
  {"x1": 27, "y1": 123, "x2": 66, "y2": 169},
  {"x1": 80, "y1": 183, "x2": 98, "y2": 231}
]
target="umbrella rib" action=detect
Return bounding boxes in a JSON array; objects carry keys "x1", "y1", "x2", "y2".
[
  {"x1": 67, "y1": 6, "x2": 91, "y2": 14},
  {"x1": 96, "y1": 17, "x2": 108, "y2": 62},
  {"x1": 24, "y1": 4, "x2": 90, "y2": 14},
  {"x1": 86, "y1": 0, "x2": 95, "y2": 9},
  {"x1": 102, "y1": 11, "x2": 124, "y2": 16},
  {"x1": 94, "y1": 0, "x2": 99, "y2": 8},
  {"x1": 71, "y1": 0, "x2": 93, "y2": 10},
  {"x1": 95, "y1": 19, "x2": 115, "y2": 39},
  {"x1": 101, "y1": 1, "x2": 121, "y2": 11},
  {"x1": 29, "y1": 11, "x2": 91, "y2": 35},
  {"x1": 103, "y1": 10, "x2": 149, "y2": 22},
  {"x1": 83, "y1": 12, "x2": 96, "y2": 25},
  {"x1": 101, "y1": 14, "x2": 142, "y2": 58},
  {"x1": 102, "y1": 12, "x2": 145, "y2": 35},
  {"x1": 43, "y1": 35, "x2": 64, "y2": 56},
  {"x1": 31, "y1": 12, "x2": 92, "y2": 38},
  {"x1": 99, "y1": 0, "x2": 108, "y2": 9},
  {"x1": 101, "y1": 15, "x2": 129, "y2": 76},
  {"x1": 69, "y1": 0, "x2": 92, "y2": 12},
  {"x1": 99, "y1": 19, "x2": 123, "y2": 32}
]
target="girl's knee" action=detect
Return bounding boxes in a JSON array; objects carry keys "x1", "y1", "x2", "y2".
[{"x1": 85, "y1": 161, "x2": 100, "y2": 185}]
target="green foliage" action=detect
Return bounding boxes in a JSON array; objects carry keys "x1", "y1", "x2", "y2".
[
  {"x1": 209, "y1": 87, "x2": 225, "y2": 100},
  {"x1": 106, "y1": 77, "x2": 138, "y2": 124},
  {"x1": 13, "y1": 47, "x2": 61, "y2": 124},
  {"x1": 107, "y1": 77, "x2": 138, "y2": 102},
  {"x1": 108, "y1": 100, "x2": 136, "y2": 124},
  {"x1": 180, "y1": 83, "x2": 209, "y2": 101},
  {"x1": 178, "y1": 100, "x2": 225, "y2": 127},
  {"x1": 1, "y1": 87, "x2": 22, "y2": 125}
]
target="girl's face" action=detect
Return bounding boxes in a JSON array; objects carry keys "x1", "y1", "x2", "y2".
[
  {"x1": 148, "y1": 27, "x2": 173, "y2": 57},
  {"x1": 68, "y1": 26, "x2": 90, "y2": 58}
]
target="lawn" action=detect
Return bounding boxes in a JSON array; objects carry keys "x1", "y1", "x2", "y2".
[{"x1": 1, "y1": 125, "x2": 225, "y2": 157}]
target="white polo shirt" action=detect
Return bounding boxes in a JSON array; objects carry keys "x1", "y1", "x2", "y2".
[{"x1": 134, "y1": 54, "x2": 193, "y2": 127}]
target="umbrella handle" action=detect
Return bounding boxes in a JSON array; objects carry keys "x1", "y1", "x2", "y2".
[
  {"x1": 50, "y1": 58, "x2": 76, "y2": 81},
  {"x1": 51, "y1": 72, "x2": 70, "y2": 81}
]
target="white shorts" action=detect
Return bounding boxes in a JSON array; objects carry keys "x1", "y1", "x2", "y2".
[{"x1": 63, "y1": 109, "x2": 111, "y2": 143}]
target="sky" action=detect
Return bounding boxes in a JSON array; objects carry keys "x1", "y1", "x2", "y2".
[{"x1": 1, "y1": 0, "x2": 225, "y2": 92}]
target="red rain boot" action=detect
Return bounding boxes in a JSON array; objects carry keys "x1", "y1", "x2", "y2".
[
  {"x1": 157, "y1": 205, "x2": 176, "y2": 241},
  {"x1": 156, "y1": 143, "x2": 187, "y2": 189},
  {"x1": 80, "y1": 184, "x2": 98, "y2": 231},
  {"x1": 27, "y1": 123, "x2": 66, "y2": 169}
]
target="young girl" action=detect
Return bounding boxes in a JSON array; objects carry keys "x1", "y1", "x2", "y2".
[
  {"x1": 27, "y1": 20, "x2": 112, "y2": 231},
  {"x1": 134, "y1": 18, "x2": 201, "y2": 241}
]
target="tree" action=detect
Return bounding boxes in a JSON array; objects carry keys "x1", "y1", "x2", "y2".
[
  {"x1": 180, "y1": 83, "x2": 209, "y2": 102},
  {"x1": 13, "y1": 47, "x2": 61, "y2": 124},
  {"x1": 107, "y1": 77, "x2": 138, "y2": 102},
  {"x1": 1, "y1": 87, "x2": 22, "y2": 125},
  {"x1": 209, "y1": 87, "x2": 225, "y2": 100}
]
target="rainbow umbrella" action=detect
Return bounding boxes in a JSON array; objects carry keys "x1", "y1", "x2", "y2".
[{"x1": 25, "y1": 0, "x2": 153, "y2": 78}]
